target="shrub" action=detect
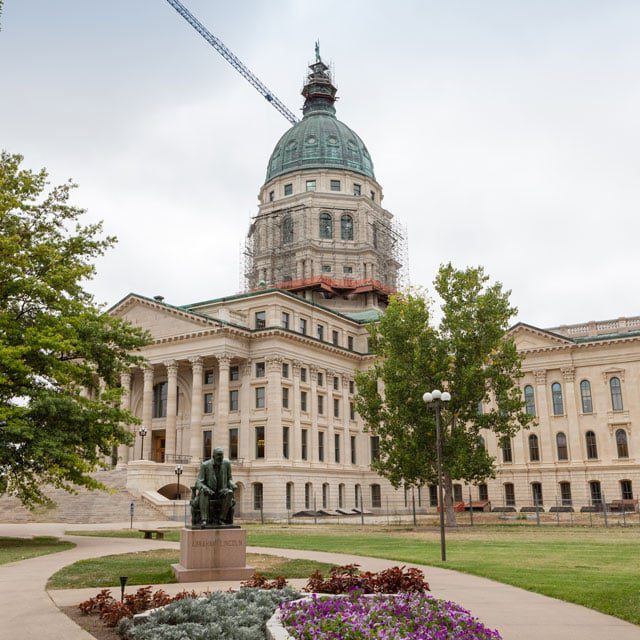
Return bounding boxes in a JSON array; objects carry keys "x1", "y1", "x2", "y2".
[{"x1": 241, "y1": 572, "x2": 288, "y2": 590}]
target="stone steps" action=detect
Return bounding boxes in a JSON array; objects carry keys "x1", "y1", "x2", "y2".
[{"x1": 0, "y1": 469, "x2": 168, "y2": 524}]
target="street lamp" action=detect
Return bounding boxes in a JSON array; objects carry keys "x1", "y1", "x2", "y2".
[
  {"x1": 423, "y1": 389, "x2": 451, "y2": 562},
  {"x1": 138, "y1": 426, "x2": 148, "y2": 460},
  {"x1": 174, "y1": 464, "x2": 183, "y2": 500}
]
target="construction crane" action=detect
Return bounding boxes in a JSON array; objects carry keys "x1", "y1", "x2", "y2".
[{"x1": 163, "y1": 0, "x2": 300, "y2": 125}]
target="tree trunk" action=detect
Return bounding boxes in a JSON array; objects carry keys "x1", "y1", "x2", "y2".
[{"x1": 443, "y1": 472, "x2": 457, "y2": 527}]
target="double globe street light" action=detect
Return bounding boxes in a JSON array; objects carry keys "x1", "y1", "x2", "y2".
[
  {"x1": 423, "y1": 389, "x2": 451, "y2": 562},
  {"x1": 138, "y1": 426, "x2": 148, "y2": 461}
]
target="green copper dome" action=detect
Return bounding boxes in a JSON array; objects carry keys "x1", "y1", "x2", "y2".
[{"x1": 265, "y1": 51, "x2": 375, "y2": 183}]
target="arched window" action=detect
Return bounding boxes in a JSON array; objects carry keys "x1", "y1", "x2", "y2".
[
  {"x1": 338, "y1": 483, "x2": 345, "y2": 509},
  {"x1": 285, "y1": 482, "x2": 293, "y2": 511},
  {"x1": 531, "y1": 482, "x2": 543, "y2": 506},
  {"x1": 610, "y1": 377, "x2": 623, "y2": 411},
  {"x1": 253, "y1": 483, "x2": 263, "y2": 511},
  {"x1": 551, "y1": 382, "x2": 564, "y2": 416},
  {"x1": 322, "y1": 483, "x2": 329, "y2": 509},
  {"x1": 304, "y1": 482, "x2": 312, "y2": 510},
  {"x1": 500, "y1": 437, "x2": 513, "y2": 463},
  {"x1": 529, "y1": 434, "x2": 540, "y2": 462},
  {"x1": 524, "y1": 385, "x2": 536, "y2": 416},
  {"x1": 319, "y1": 212, "x2": 333, "y2": 239},
  {"x1": 504, "y1": 483, "x2": 516, "y2": 506},
  {"x1": 371, "y1": 484, "x2": 381, "y2": 508},
  {"x1": 585, "y1": 431, "x2": 598, "y2": 459},
  {"x1": 580, "y1": 380, "x2": 593, "y2": 413},
  {"x1": 556, "y1": 432, "x2": 568, "y2": 461},
  {"x1": 282, "y1": 216, "x2": 293, "y2": 244},
  {"x1": 152, "y1": 382, "x2": 167, "y2": 418},
  {"x1": 616, "y1": 429, "x2": 629, "y2": 458},
  {"x1": 340, "y1": 214, "x2": 353, "y2": 240}
]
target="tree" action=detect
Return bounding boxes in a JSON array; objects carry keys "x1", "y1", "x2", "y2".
[
  {"x1": 0, "y1": 151, "x2": 150, "y2": 507},
  {"x1": 355, "y1": 263, "x2": 534, "y2": 525}
]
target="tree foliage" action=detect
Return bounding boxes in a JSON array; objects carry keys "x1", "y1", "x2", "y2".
[
  {"x1": 0, "y1": 151, "x2": 150, "y2": 507},
  {"x1": 355, "y1": 264, "x2": 534, "y2": 519}
]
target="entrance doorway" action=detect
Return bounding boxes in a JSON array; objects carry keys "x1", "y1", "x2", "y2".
[{"x1": 152, "y1": 430, "x2": 166, "y2": 463}]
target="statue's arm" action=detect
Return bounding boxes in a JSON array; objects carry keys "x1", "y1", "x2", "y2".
[
  {"x1": 226, "y1": 460, "x2": 237, "y2": 490},
  {"x1": 195, "y1": 463, "x2": 207, "y2": 492}
]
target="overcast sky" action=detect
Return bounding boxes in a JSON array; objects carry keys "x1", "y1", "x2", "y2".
[{"x1": 2, "y1": 1, "x2": 639, "y2": 328}]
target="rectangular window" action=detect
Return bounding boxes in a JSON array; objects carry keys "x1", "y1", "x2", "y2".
[
  {"x1": 370, "y1": 435, "x2": 380, "y2": 461},
  {"x1": 349, "y1": 380, "x2": 355, "y2": 394},
  {"x1": 350, "y1": 435, "x2": 356, "y2": 464},
  {"x1": 282, "y1": 362, "x2": 289, "y2": 378},
  {"x1": 353, "y1": 183, "x2": 361, "y2": 196},
  {"x1": 330, "y1": 179, "x2": 341, "y2": 191},
  {"x1": 229, "y1": 428, "x2": 238, "y2": 460},
  {"x1": 255, "y1": 426, "x2": 265, "y2": 459},
  {"x1": 333, "y1": 398, "x2": 340, "y2": 418},
  {"x1": 283, "y1": 426, "x2": 290, "y2": 459},
  {"x1": 429, "y1": 484, "x2": 438, "y2": 507},
  {"x1": 453, "y1": 483, "x2": 463, "y2": 503},
  {"x1": 300, "y1": 367, "x2": 307, "y2": 382},
  {"x1": 335, "y1": 433, "x2": 341, "y2": 463},
  {"x1": 504, "y1": 483, "x2": 516, "y2": 507},
  {"x1": 317, "y1": 324, "x2": 324, "y2": 341},
  {"x1": 370, "y1": 190, "x2": 375, "y2": 201},
  {"x1": 371, "y1": 484, "x2": 381, "y2": 508},
  {"x1": 350, "y1": 402, "x2": 355, "y2": 420},
  {"x1": 282, "y1": 386, "x2": 289, "y2": 409},
  {"x1": 560, "y1": 481, "x2": 572, "y2": 506},
  {"x1": 347, "y1": 336, "x2": 354, "y2": 351},
  {"x1": 306, "y1": 179, "x2": 316, "y2": 192},
  {"x1": 269, "y1": 190, "x2": 275, "y2": 202},
  {"x1": 255, "y1": 362, "x2": 265, "y2": 377},
  {"x1": 204, "y1": 369, "x2": 214, "y2": 385},
  {"x1": 300, "y1": 390, "x2": 308, "y2": 412},
  {"x1": 255, "y1": 386, "x2": 265, "y2": 409},
  {"x1": 500, "y1": 437, "x2": 513, "y2": 463},
  {"x1": 317, "y1": 372, "x2": 324, "y2": 386},
  {"x1": 299, "y1": 318, "x2": 307, "y2": 335},
  {"x1": 343, "y1": 266, "x2": 353, "y2": 274},
  {"x1": 318, "y1": 395, "x2": 324, "y2": 415},
  {"x1": 532, "y1": 482, "x2": 544, "y2": 506},
  {"x1": 203, "y1": 392, "x2": 214, "y2": 414},
  {"x1": 229, "y1": 365, "x2": 239, "y2": 381},
  {"x1": 284, "y1": 183, "x2": 293, "y2": 196},
  {"x1": 301, "y1": 429, "x2": 308, "y2": 460},
  {"x1": 318, "y1": 432, "x2": 325, "y2": 461},
  {"x1": 621, "y1": 479, "x2": 634, "y2": 500},
  {"x1": 333, "y1": 375, "x2": 339, "y2": 390},
  {"x1": 202, "y1": 430, "x2": 212, "y2": 460},
  {"x1": 286, "y1": 483, "x2": 292, "y2": 510},
  {"x1": 253, "y1": 483, "x2": 263, "y2": 510},
  {"x1": 332, "y1": 330, "x2": 339, "y2": 346},
  {"x1": 478, "y1": 483, "x2": 489, "y2": 501},
  {"x1": 229, "y1": 389, "x2": 239, "y2": 411},
  {"x1": 255, "y1": 310, "x2": 266, "y2": 329},
  {"x1": 281, "y1": 311, "x2": 290, "y2": 329},
  {"x1": 321, "y1": 264, "x2": 332, "y2": 273}
]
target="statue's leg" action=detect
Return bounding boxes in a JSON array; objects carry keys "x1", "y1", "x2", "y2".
[
  {"x1": 219, "y1": 493, "x2": 231, "y2": 523},
  {"x1": 199, "y1": 491, "x2": 209, "y2": 524}
]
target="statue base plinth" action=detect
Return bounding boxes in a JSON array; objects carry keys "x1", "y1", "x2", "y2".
[{"x1": 171, "y1": 527, "x2": 254, "y2": 583}]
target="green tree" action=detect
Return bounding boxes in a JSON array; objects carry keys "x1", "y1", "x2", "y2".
[
  {"x1": 355, "y1": 263, "x2": 534, "y2": 525},
  {"x1": 0, "y1": 151, "x2": 150, "y2": 507}
]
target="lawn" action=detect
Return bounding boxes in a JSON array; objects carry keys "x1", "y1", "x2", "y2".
[
  {"x1": 65, "y1": 524, "x2": 640, "y2": 624},
  {"x1": 0, "y1": 536, "x2": 75, "y2": 565},
  {"x1": 46, "y1": 548, "x2": 335, "y2": 589}
]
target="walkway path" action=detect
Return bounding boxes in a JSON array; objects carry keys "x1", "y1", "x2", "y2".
[{"x1": 1, "y1": 522, "x2": 639, "y2": 640}]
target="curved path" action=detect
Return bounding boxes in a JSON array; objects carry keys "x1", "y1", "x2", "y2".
[{"x1": 1, "y1": 522, "x2": 639, "y2": 640}]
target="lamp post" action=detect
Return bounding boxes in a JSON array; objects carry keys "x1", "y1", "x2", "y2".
[
  {"x1": 138, "y1": 426, "x2": 148, "y2": 460},
  {"x1": 174, "y1": 463, "x2": 183, "y2": 500},
  {"x1": 423, "y1": 389, "x2": 451, "y2": 562}
]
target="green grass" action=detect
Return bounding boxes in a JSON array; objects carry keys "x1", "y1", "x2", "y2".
[
  {"x1": 47, "y1": 548, "x2": 334, "y2": 589},
  {"x1": 64, "y1": 524, "x2": 640, "y2": 625},
  {"x1": 0, "y1": 536, "x2": 75, "y2": 565}
]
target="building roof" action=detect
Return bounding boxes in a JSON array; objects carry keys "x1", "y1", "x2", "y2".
[{"x1": 265, "y1": 51, "x2": 375, "y2": 183}]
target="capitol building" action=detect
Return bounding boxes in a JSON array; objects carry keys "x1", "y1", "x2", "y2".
[{"x1": 112, "y1": 53, "x2": 639, "y2": 517}]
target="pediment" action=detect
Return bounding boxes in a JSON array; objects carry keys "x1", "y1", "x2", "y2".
[
  {"x1": 110, "y1": 295, "x2": 215, "y2": 340},
  {"x1": 509, "y1": 323, "x2": 573, "y2": 351}
]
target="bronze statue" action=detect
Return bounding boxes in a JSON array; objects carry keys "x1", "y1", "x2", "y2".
[{"x1": 190, "y1": 447, "x2": 237, "y2": 527}]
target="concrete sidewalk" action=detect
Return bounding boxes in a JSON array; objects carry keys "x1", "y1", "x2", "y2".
[{"x1": 1, "y1": 523, "x2": 639, "y2": 640}]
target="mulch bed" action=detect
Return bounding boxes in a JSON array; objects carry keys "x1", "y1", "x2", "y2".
[{"x1": 61, "y1": 606, "x2": 118, "y2": 640}]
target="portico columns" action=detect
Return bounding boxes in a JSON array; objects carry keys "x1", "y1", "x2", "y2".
[
  {"x1": 266, "y1": 357, "x2": 283, "y2": 460},
  {"x1": 165, "y1": 360, "x2": 178, "y2": 461},
  {"x1": 216, "y1": 355, "x2": 231, "y2": 449},
  {"x1": 310, "y1": 367, "x2": 319, "y2": 462},
  {"x1": 117, "y1": 371, "x2": 131, "y2": 466},
  {"x1": 142, "y1": 366, "x2": 154, "y2": 460},
  {"x1": 189, "y1": 357, "x2": 204, "y2": 462}
]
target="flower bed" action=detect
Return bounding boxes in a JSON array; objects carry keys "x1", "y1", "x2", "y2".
[{"x1": 277, "y1": 592, "x2": 502, "y2": 640}]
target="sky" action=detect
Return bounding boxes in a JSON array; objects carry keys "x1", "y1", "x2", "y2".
[{"x1": 2, "y1": 0, "x2": 640, "y2": 328}]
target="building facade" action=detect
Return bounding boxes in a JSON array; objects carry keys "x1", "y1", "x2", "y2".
[{"x1": 112, "y1": 52, "x2": 639, "y2": 517}]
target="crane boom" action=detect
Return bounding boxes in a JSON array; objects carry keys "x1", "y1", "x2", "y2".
[{"x1": 163, "y1": 0, "x2": 299, "y2": 125}]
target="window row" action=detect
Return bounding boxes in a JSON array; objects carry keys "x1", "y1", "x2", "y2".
[
  {"x1": 269, "y1": 180, "x2": 375, "y2": 201},
  {"x1": 500, "y1": 479, "x2": 635, "y2": 506},
  {"x1": 522, "y1": 376, "x2": 624, "y2": 417}
]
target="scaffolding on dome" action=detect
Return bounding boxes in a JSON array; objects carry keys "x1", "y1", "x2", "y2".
[{"x1": 242, "y1": 207, "x2": 407, "y2": 300}]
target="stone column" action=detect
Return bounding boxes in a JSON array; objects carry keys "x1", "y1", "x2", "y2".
[
  {"x1": 561, "y1": 367, "x2": 582, "y2": 463},
  {"x1": 533, "y1": 369, "x2": 553, "y2": 462},
  {"x1": 266, "y1": 357, "x2": 283, "y2": 460},
  {"x1": 239, "y1": 361, "x2": 252, "y2": 461},
  {"x1": 342, "y1": 377, "x2": 351, "y2": 465},
  {"x1": 292, "y1": 361, "x2": 302, "y2": 461},
  {"x1": 216, "y1": 355, "x2": 231, "y2": 449},
  {"x1": 310, "y1": 367, "x2": 319, "y2": 462},
  {"x1": 326, "y1": 370, "x2": 336, "y2": 464},
  {"x1": 142, "y1": 366, "x2": 154, "y2": 461},
  {"x1": 117, "y1": 371, "x2": 131, "y2": 466},
  {"x1": 165, "y1": 360, "x2": 178, "y2": 461},
  {"x1": 189, "y1": 357, "x2": 204, "y2": 462}
]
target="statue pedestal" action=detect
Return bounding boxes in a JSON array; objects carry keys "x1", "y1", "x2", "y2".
[{"x1": 171, "y1": 527, "x2": 254, "y2": 582}]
